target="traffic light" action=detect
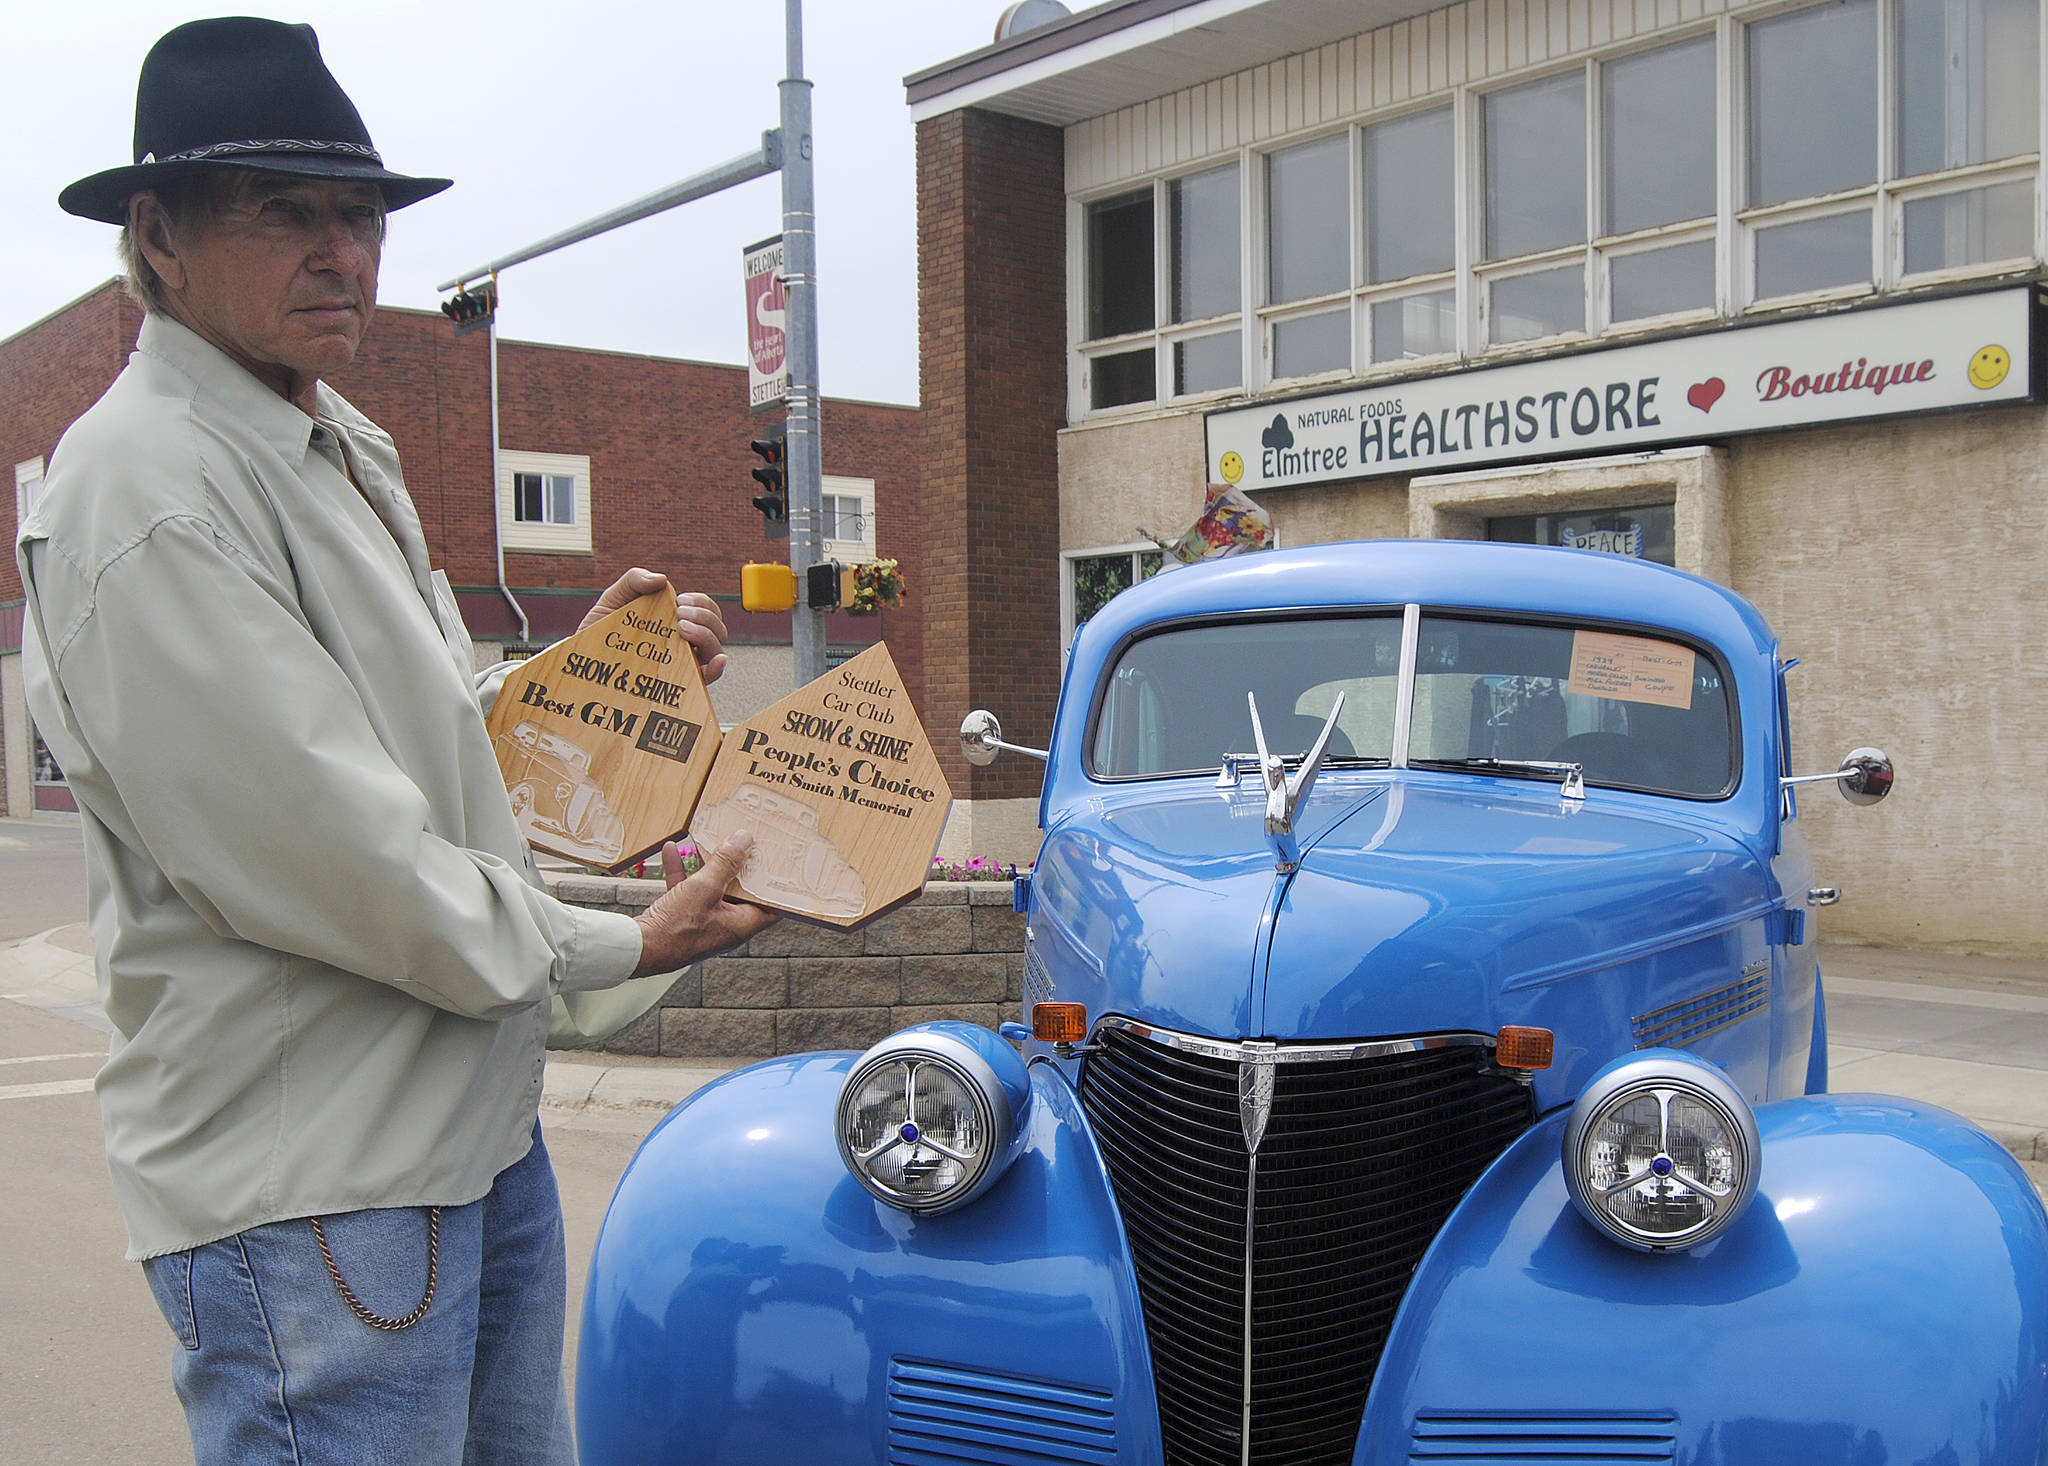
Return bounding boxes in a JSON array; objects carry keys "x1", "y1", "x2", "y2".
[
  {"x1": 749, "y1": 422, "x2": 788, "y2": 541},
  {"x1": 439, "y1": 282, "x2": 497, "y2": 337}
]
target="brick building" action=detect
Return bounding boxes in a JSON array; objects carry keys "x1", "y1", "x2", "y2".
[
  {"x1": 907, "y1": 0, "x2": 2048, "y2": 956},
  {"x1": 1, "y1": 280, "x2": 922, "y2": 820}
]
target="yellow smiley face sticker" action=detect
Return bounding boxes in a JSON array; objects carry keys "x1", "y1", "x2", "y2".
[
  {"x1": 1967, "y1": 344, "x2": 2011, "y2": 390},
  {"x1": 1219, "y1": 450, "x2": 1245, "y2": 484}
]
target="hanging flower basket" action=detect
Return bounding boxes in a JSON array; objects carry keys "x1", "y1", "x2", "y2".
[{"x1": 846, "y1": 558, "x2": 905, "y2": 617}]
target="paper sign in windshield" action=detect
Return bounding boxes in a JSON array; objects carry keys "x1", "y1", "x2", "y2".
[{"x1": 1568, "y1": 632, "x2": 1696, "y2": 709}]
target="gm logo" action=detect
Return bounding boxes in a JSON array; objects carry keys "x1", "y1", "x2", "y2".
[{"x1": 635, "y1": 712, "x2": 703, "y2": 763}]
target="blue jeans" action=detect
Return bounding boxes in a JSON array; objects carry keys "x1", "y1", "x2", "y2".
[{"x1": 141, "y1": 1122, "x2": 575, "y2": 1466}]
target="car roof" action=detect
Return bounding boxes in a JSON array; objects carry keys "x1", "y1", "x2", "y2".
[{"x1": 1072, "y1": 540, "x2": 1777, "y2": 664}]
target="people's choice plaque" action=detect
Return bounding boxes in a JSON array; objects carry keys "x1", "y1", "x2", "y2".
[
  {"x1": 689, "y1": 642, "x2": 953, "y2": 928},
  {"x1": 484, "y1": 589, "x2": 722, "y2": 872}
]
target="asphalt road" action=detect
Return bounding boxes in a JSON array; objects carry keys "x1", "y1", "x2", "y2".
[
  {"x1": 0, "y1": 815, "x2": 86, "y2": 940},
  {"x1": 0, "y1": 819, "x2": 665, "y2": 1464},
  {"x1": 0, "y1": 984, "x2": 667, "y2": 1466}
]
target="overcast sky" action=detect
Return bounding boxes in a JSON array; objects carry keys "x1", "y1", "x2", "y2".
[{"x1": 1, "y1": 1, "x2": 1009, "y2": 406}]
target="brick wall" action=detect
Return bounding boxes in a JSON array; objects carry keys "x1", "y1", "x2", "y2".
[
  {"x1": 0, "y1": 290, "x2": 927, "y2": 718},
  {"x1": 917, "y1": 110, "x2": 1067, "y2": 799},
  {"x1": 546, "y1": 876, "x2": 1026, "y2": 1057},
  {"x1": 331, "y1": 309, "x2": 927, "y2": 713},
  {"x1": 0, "y1": 282, "x2": 142, "y2": 607}
]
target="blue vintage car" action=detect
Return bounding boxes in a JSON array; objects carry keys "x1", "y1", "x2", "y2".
[{"x1": 577, "y1": 539, "x2": 2048, "y2": 1466}]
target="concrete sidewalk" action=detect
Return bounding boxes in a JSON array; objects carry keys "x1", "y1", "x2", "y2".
[{"x1": 4, "y1": 922, "x2": 2042, "y2": 1164}]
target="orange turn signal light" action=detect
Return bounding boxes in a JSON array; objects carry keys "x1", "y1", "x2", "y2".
[
  {"x1": 1032, "y1": 1002, "x2": 1088, "y2": 1045},
  {"x1": 1496, "y1": 1026, "x2": 1555, "y2": 1071}
]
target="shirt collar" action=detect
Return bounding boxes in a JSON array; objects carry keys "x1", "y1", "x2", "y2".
[{"x1": 135, "y1": 313, "x2": 321, "y2": 468}]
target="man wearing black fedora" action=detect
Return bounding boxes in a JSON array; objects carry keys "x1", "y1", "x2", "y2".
[{"x1": 18, "y1": 17, "x2": 773, "y2": 1464}]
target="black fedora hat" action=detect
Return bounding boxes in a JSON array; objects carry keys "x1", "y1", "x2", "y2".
[{"x1": 59, "y1": 17, "x2": 451, "y2": 225}]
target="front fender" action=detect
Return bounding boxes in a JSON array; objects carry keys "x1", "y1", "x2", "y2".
[
  {"x1": 1358, "y1": 1095, "x2": 2048, "y2": 1464},
  {"x1": 576, "y1": 1052, "x2": 1162, "y2": 1466}
]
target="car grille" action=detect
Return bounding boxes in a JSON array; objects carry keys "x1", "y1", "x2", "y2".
[{"x1": 1077, "y1": 1024, "x2": 1535, "y2": 1466}]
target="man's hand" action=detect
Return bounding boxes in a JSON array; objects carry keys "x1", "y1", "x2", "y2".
[
  {"x1": 631, "y1": 833, "x2": 778, "y2": 976},
  {"x1": 578, "y1": 567, "x2": 730, "y2": 685}
]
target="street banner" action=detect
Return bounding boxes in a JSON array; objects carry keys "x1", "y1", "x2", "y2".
[
  {"x1": 743, "y1": 235, "x2": 788, "y2": 411},
  {"x1": 486, "y1": 589, "x2": 723, "y2": 872}
]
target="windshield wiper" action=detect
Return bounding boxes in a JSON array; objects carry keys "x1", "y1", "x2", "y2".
[
  {"x1": 1216, "y1": 751, "x2": 1388, "y2": 781},
  {"x1": 1414, "y1": 756, "x2": 1587, "y2": 802}
]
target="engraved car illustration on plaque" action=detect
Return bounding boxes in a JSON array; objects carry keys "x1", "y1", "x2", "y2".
[
  {"x1": 691, "y1": 781, "x2": 866, "y2": 920},
  {"x1": 493, "y1": 720, "x2": 625, "y2": 865}
]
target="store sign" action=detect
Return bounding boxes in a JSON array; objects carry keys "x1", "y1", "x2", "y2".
[
  {"x1": 743, "y1": 235, "x2": 788, "y2": 411},
  {"x1": 1559, "y1": 521, "x2": 1643, "y2": 557},
  {"x1": 1206, "y1": 287, "x2": 2039, "y2": 490}
]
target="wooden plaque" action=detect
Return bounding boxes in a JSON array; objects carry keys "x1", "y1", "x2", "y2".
[
  {"x1": 485, "y1": 589, "x2": 722, "y2": 872},
  {"x1": 688, "y1": 642, "x2": 952, "y2": 929}
]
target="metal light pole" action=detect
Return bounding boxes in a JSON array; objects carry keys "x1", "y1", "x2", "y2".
[
  {"x1": 438, "y1": 0, "x2": 822, "y2": 687},
  {"x1": 781, "y1": 0, "x2": 826, "y2": 685}
]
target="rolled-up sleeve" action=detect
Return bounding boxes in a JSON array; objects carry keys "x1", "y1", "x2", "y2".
[{"x1": 31, "y1": 514, "x2": 641, "y2": 1019}]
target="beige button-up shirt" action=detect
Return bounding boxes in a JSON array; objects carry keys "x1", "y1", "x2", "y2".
[{"x1": 16, "y1": 315, "x2": 643, "y2": 1259}]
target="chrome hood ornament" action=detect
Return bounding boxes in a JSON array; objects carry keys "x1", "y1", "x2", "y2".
[{"x1": 1246, "y1": 690, "x2": 1346, "y2": 874}]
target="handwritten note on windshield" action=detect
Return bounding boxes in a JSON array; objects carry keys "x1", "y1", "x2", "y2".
[{"x1": 1567, "y1": 631, "x2": 1696, "y2": 708}]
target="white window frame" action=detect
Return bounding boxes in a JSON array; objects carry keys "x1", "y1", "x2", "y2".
[
  {"x1": 1060, "y1": 541, "x2": 1168, "y2": 646},
  {"x1": 1071, "y1": 161, "x2": 1251, "y2": 420},
  {"x1": 498, "y1": 450, "x2": 592, "y2": 555},
  {"x1": 820, "y1": 474, "x2": 877, "y2": 560},
  {"x1": 15, "y1": 457, "x2": 45, "y2": 525},
  {"x1": 1065, "y1": 0, "x2": 2044, "y2": 419}
]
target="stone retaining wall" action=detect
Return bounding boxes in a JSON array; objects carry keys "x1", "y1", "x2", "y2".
[{"x1": 546, "y1": 874, "x2": 1025, "y2": 1058}]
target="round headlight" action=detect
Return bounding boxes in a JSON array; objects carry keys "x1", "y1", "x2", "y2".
[
  {"x1": 1562, "y1": 1049, "x2": 1761, "y2": 1253},
  {"x1": 836, "y1": 1023, "x2": 1030, "y2": 1215}
]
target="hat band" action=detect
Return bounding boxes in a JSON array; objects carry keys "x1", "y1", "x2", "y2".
[{"x1": 146, "y1": 138, "x2": 384, "y2": 165}]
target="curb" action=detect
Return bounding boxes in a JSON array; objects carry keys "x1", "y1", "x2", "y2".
[{"x1": 541, "y1": 1060, "x2": 737, "y2": 1115}]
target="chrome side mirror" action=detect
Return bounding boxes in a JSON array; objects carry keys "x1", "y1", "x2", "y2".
[
  {"x1": 1835, "y1": 747, "x2": 1894, "y2": 806},
  {"x1": 960, "y1": 710, "x2": 1048, "y2": 766},
  {"x1": 1781, "y1": 747, "x2": 1894, "y2": 807}
]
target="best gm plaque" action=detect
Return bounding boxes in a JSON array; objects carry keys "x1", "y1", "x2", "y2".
[
  {"x1": 484, "y1": 589, "x2": 722, "y2": 872},
  {"x1": 689, "y1": 642, "x2": 953, "y2": 928}
]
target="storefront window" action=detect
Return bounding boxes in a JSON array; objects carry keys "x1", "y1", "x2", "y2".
[
  {"x1": 1086, "y1": 190, "x2": 1153, "y2": 341},
  {"x1": 1272, "y1": 310, "x2": 1349, "y2": 380},
  {"x1": 1267, "y1": 134, "x2": 1350, "y2": 305},
  {"x1": 1371, "y1": 291, "x2": 1456, "y2": 364},
  {"x1": 1485, "y1": 72, "x2": 1586, "y2": 261},
  {"x1": 1492, "y1": 266, "x2": 1584, "y2": 344},
  {"x1": 1748, "y1": 2, "x2": 1879, "y2": 207},
  {"x1": 1174, "y1": 331, "x2": 1240, "y2": 395},
  {"x1": 1067, "y1": 0, "x2": 2041, "y2": 414},
  {"x1": 1485, "y1": 502, "x2": 1676, "y2": 566},
  {"x1": 1604, "y1": 38, "x2": 1715, "y2": 236},
  {"x1": 1366, "y1": 107, "x2": 1454, "y2": 284},
  {"x1": 1755, "y1": 210, "x2": 1873, "y2": 298},
  {"x1": 1069, "y1": 548, "x2": 1166, "y2": 637},
  {"x1": 1085, "y1": 165, "x2": 1246, "y2": 408},
  {"x1": 1172, "y1": 164, "x2": 1240, "y2": 324},
  {"x1": 1902, "y1": 181, "x2": 2036, "y2": 273},
  {"x1": 1897, "y1": 0, "x2": 2039, "y2": 175},
  {"x1": 1610, "y1": 240, "x2": 1715, "y2": 325}
]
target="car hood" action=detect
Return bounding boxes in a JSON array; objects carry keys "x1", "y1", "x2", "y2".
[{"x1": 1030, "y1": 776, "x2": 1770, "y2": 1045}]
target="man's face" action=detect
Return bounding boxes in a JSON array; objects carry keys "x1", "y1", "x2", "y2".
[{"x1": 153, "y1": 174, "x2": 385, "y2": 407}]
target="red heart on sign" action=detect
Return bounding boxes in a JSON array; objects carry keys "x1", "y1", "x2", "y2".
[{"x1": 1687, "y1": 378, "x2": 1725, "y2": 413}]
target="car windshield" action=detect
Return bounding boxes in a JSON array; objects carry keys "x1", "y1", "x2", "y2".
[
  {"x1": 1092, "y1": 615, "x2": 1405, "y2": 777},
  {"x1": 1090, "y1": 611, "x2": 1736, "y2": 797}
]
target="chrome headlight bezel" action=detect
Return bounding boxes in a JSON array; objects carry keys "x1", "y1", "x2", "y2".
[
  {"x1": 1562, "y1": 1049, "x2": 1762, "y2": 1253},
  {"x1": 835, "y1": 1022, "x2": 1030, "y2": 1215}
]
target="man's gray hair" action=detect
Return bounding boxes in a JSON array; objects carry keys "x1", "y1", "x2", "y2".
[{"x1": 116, "y1": 173, "x2": 223, "y2": 314}]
